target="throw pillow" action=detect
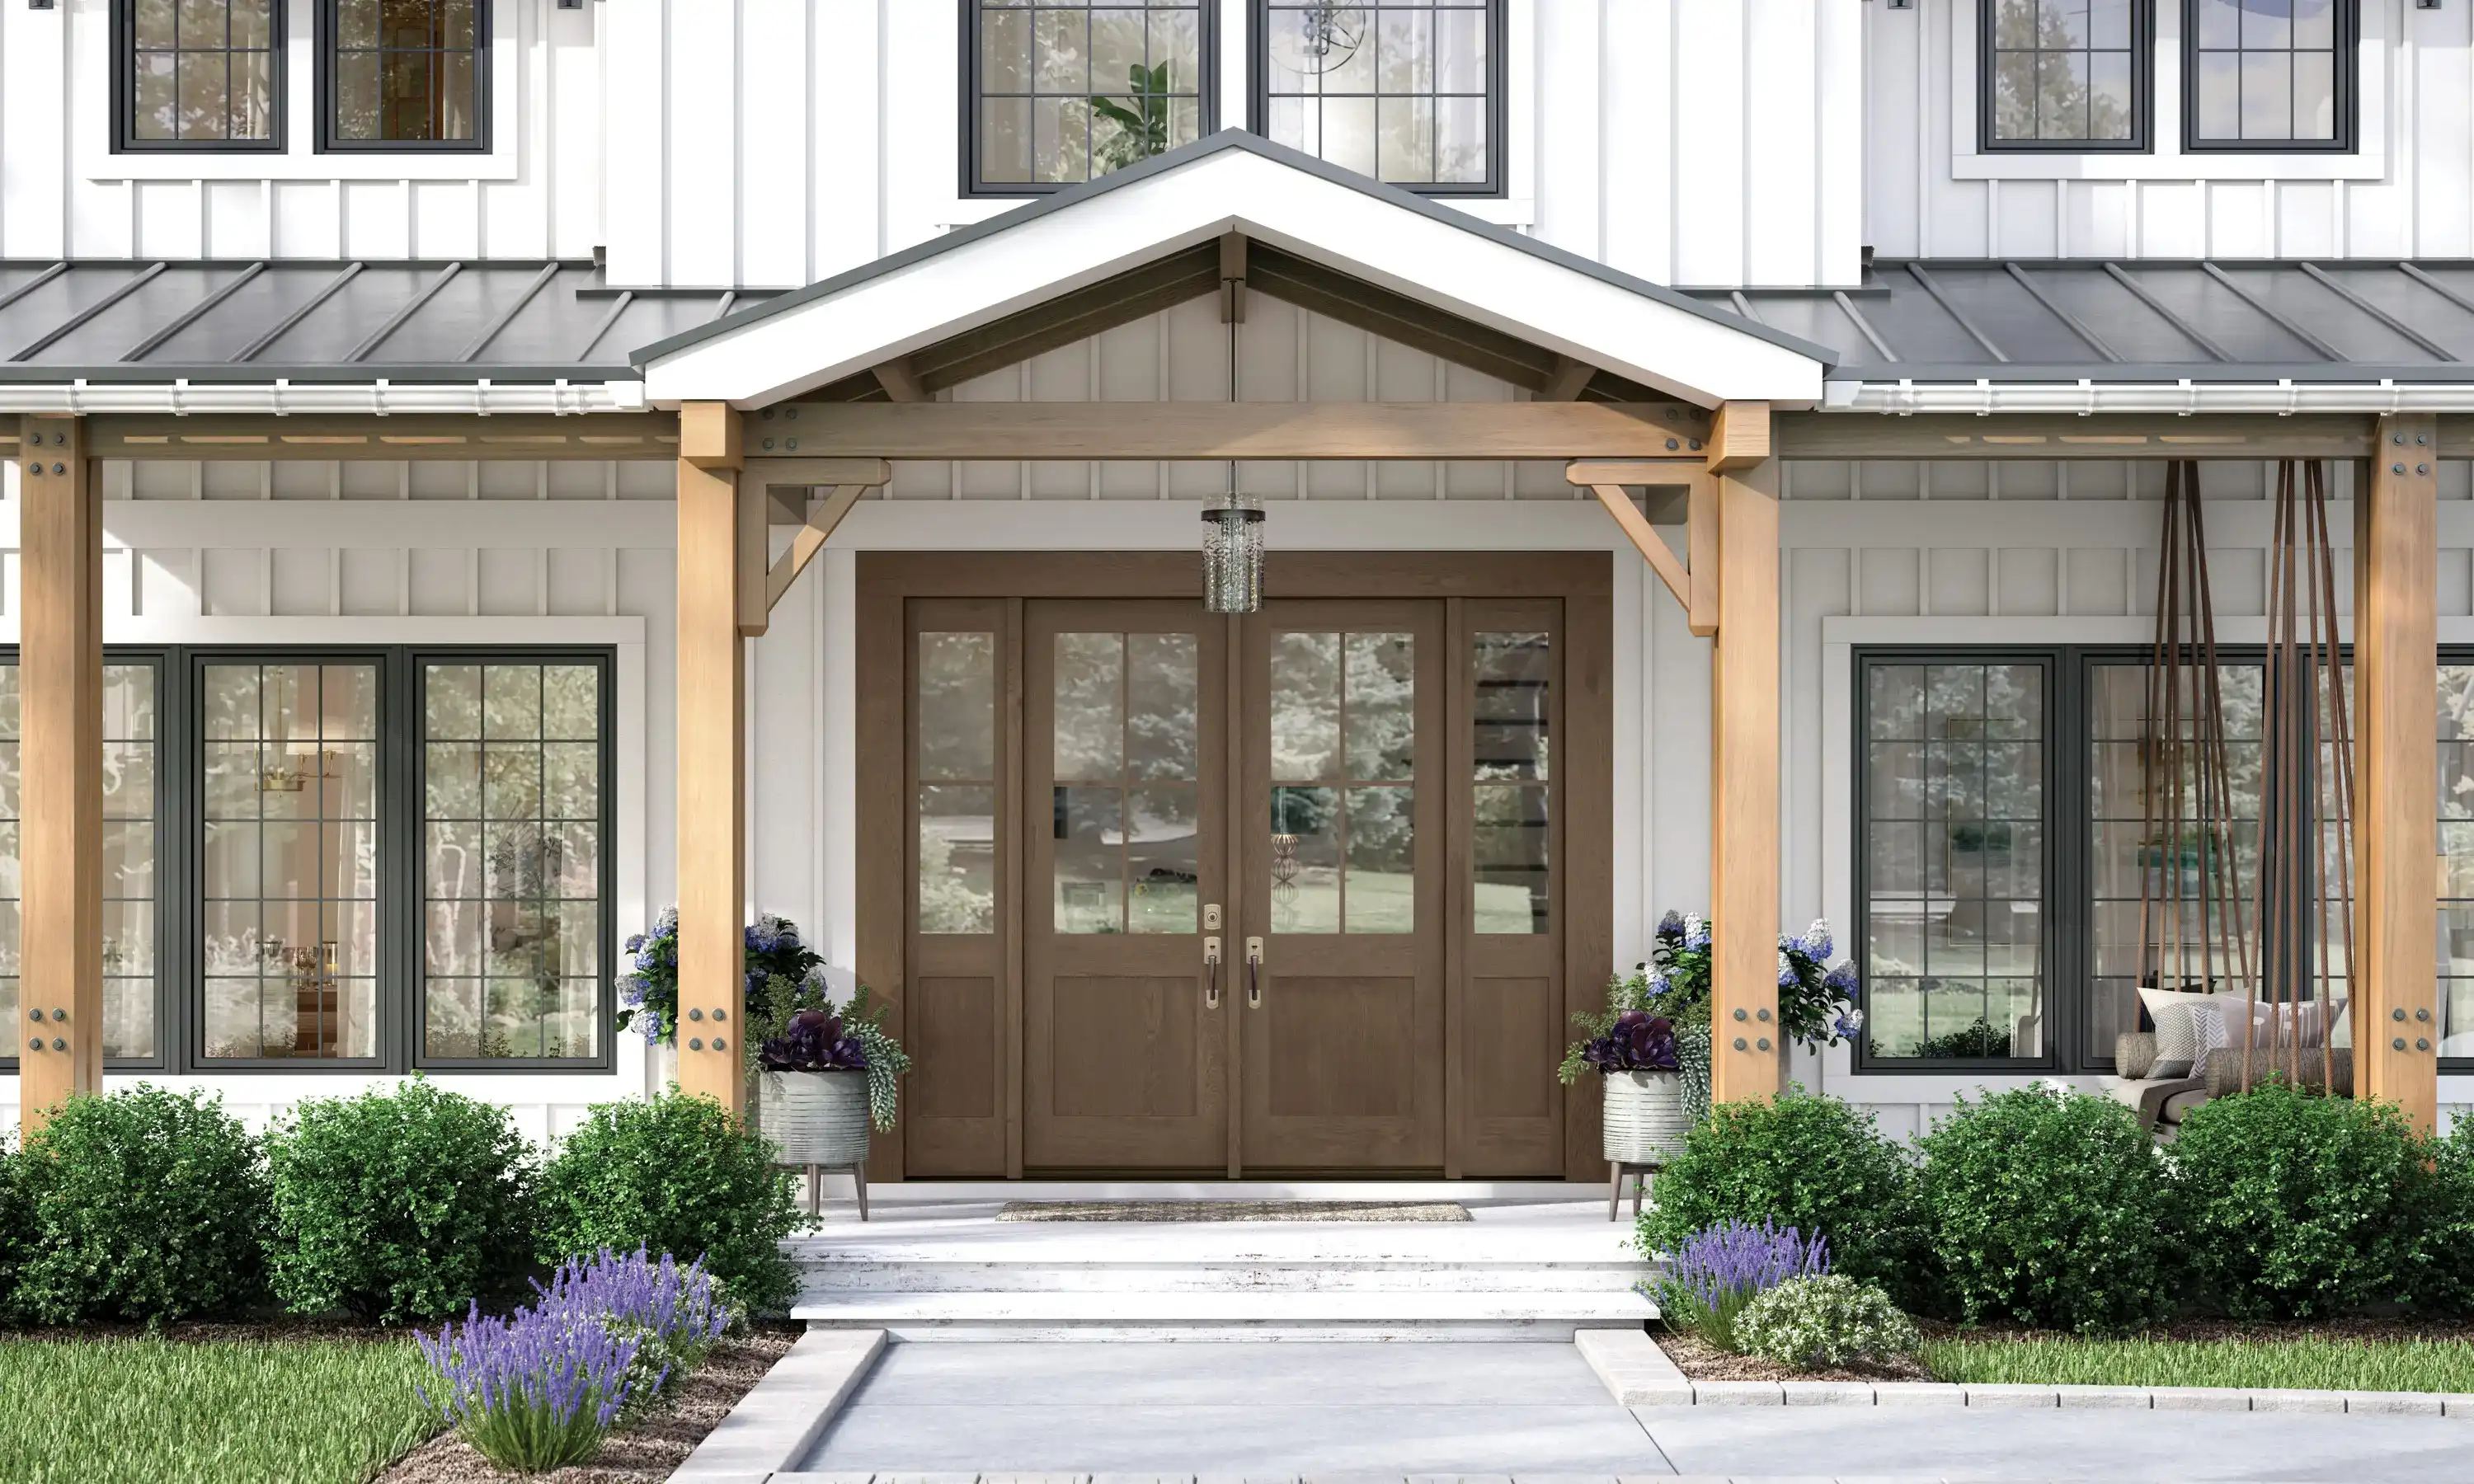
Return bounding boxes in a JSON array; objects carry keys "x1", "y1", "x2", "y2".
[
  {"x1": 2186, "y1": 1000, "x2": 2231, "y2": 1080},
  {"x1": 2136, "y1": 985, "x2": 2205, "y2": 1077}
]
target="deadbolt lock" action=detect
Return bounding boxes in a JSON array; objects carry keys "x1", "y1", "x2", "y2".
[{"x1": 1203, "y1": 903, "x2": 1223, "y2": 931}]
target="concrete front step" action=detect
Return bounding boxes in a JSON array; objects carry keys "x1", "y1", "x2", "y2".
[
  {"x1": 796, "y1": 1257, "x2": 1648, "y2": 1294},
  {"x1": 792, "y1": 1287, "x2": 1657, "y2": 1341}
]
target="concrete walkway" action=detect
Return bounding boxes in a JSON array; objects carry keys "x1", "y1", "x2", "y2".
[{"x1": 793, "y1": 1341, "x2": 2474, "y2": 1482}]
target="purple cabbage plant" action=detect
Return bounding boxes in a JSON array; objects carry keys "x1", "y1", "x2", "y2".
[
  {"x1": 1649, "y1": 1218, "x2": 1832, "y2": 1352},
  {"x1": 416, "y1": 1303, "x2": 654, "y2": 1474},
  {"x1": 757, "y1": 1008, "x2": 868, "y2": 1074},
  {"x1": 1576, "y1": 1010, "x2": 1679, "y2": 1076}
]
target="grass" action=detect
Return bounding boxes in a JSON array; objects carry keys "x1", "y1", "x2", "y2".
[
  {"x1": 0, "y1": 1335, "x2": 440, "y2": 1484},
  {"x1": 1926, "y1": 1335, "x2": 2474, "y2": 1393}
]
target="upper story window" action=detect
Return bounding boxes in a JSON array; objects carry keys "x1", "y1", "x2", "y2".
[
  {"x1": 320, "y1": 0, "x2": 488, "y2": 152},
  {"x1": 1256, "y1": 1, "x2": 1503, "y2": 193},
  {"x1": 115, "y1": 0, "x2": 285, "y2": 152},
  {"x1": 968, "y1": 1, "x2": 1212, "y2": 194},
  {"x1": 1980, "y1": 0, "x2": 2147, "y2": 151},
  {"x1": 2185, "y1": 0, "x2": 2352, "y2": 150}
]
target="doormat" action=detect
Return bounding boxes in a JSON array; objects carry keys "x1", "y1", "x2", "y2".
[{"x1": 996, "y1": 1200, "x2": 1471, "y2": 1223}]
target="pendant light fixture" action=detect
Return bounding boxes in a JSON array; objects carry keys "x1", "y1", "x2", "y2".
[{"x1": 1202, "y1": 287, "x2": 1263, "y2": 613}]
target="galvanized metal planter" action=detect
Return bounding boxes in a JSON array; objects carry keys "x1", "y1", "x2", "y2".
[
  {"x1": 1602, "y1": 1069, "x2": 1690, "y2": 1166},
  {"x1": 760, "y1": 1068, "x2": 872, "y2": 1168}
]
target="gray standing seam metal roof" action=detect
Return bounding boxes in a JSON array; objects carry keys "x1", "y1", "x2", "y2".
[
  {"x1": 7, "y1": 250, "x2": 2474, "y2": 387},
  {"x1": 0, "y1": 259, "x2": 771, "y2": 383},
  {"x1": 1694, "y1": 259, "x2": 2474, "y2": 382}
]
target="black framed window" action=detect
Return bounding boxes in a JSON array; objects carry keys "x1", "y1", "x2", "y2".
[
  {"x1": 1980, "y1": 0, "x2": 2148, "y2": 152},
  {"x1": 2184, "y1": 0, "x2": 2353, "y2": 151},
  {"x1": 1255, "y1": 0, "x2": 1504, "y2": 193},
  {"x1": 114, "y1": 0, "x2": 285, "y2": 152},
  {"x1": 320, "y1": 0, "x2": 489, "y2": 152},
  {"x1": 1857, "y1": 654, "x2": 2055, "y2": 1069},
  {"x1": 967, "y1": 1, "x2": 1213, "y2": 195},
  {"x1": 418, "y1": 659, "x2": 609, "y2": 1064}
]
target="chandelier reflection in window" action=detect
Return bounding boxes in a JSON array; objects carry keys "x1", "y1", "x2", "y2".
[{"x1": 1271, "y1": 2, "x2": 1367, "y2": 75}]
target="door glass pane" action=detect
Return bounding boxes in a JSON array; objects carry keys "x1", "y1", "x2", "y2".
[
  {"x1": 201, "y1": 660, "x2": 380, "y2": 1061},
  {"x1": 919, "y1": 631, "x2": 1000, "y2": 937},
  {"x1": 919, "y1": 632, "x2": 995, "y2": 782},
  {"x1": 1051, "y1": 628, "x2": 1199, "y2": 933},
  {"x1": 1473, "y1": 631, "x2": 1550, "y2": 933},
  {"x1": 920, "y1": 785, "x2": 997, "y2": 935},
  {"x1": 1270, "y1": 630, "x2": 1415, "y2": 934}
]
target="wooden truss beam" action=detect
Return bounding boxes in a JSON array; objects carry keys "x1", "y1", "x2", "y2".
[
  {"x1": 764, "y1": 486, "x2": 868, "y2": 613},
  {"x1": 2355, "y1": 415, "x2": 2440, "y2": 1132},
  {"x1": 17, "y1": 415, "x2": 102, "y2": 1138},
  {"x1": 59, "y1": 413, "x2": 680, "y2": 461},
  {"x1": 778, "y1": 399, "x2": 1711, "y2": 460},
  {"x1": 736, "y1": 460, "x2": 887, "y2": 636}
]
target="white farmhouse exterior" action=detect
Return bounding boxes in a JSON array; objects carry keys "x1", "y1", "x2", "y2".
[{"x1": 1, "y1": 0, "x2": 2469, "y2": 1171}]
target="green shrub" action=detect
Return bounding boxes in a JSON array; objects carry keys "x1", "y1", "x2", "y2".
[
  {"x1": 14, "y1": 1087, "x2": 268, "y2": 1323},
  {"x1": 1635, "y1": 1090, "x2": 1921, "y2": 1297},
  {"x1": 265, "y1": 1077, "x2": 540, "y2": 1325},
  {"x1": 1733, "y1": 1274, "x2": 1921, "y2": 1370},
  {"x1": 1916, "y1": 1087, "x2": 2175, "y2": 1333},
  {"x1": 0, "y1": 1138, "x2": 24, "y2": 1322},
  {"x1": 2422, "y1": 1118, "x2": 2474, "y2": 1315},
  {"x1": 2166, "y1": 1079, "x2": 2435, "y2": 1320},
  {"x1": 535, "y1": 1093, "x2": 797, "y2": 1315}
]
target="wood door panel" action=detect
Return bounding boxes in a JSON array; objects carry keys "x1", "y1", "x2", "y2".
[
  {"x1": 1463, "y1": 974, "x2": 1555, "y2": 1119},
  {"x1": 910, "y1": 975, "x2": 999, "y2": 1120},
  {"x1": 1050, "y1": 975, "x2": 1203, "y2": 1118},
  {"x1": 1264, "y1": 976, "x2": 1421, "y2": 1118}
]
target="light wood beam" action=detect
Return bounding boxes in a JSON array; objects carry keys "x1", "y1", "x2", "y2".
[
  {"x1": 676, "y1": 403, "x2": 746, "y2": 1116},
  {"x1": 1705, "y1": 402, "x2": 1771, "y2": 472},
  {"x1": 1708, "y1": 460, "x2": 1780, "y2": 1106},
  {"x1": 83, "y1": 413, "x2": 680, "y2": 461},
  {"x1": 741, "y1": 456, "x2": 894, "y2": 486},
  {"x1": 1687, "y1": 476, "x2": 1719, "y2": 637},
  {"x1": 764, "y1": 484, "x2": 868, "y2": 613},
  {"x1": 17, "y1": 416, "x2": 102, "y2": 1139},
  {"x1": 735, "y1": 467, "x2": 769, "y2": 636},
  {"x1": 1588, "y1": 483, "x2": 1691, "y2": 613},
  {"x1": 1540, "y1": 355, "x2": 1597, "y2": 402},
  {"x1": 783, "y1": 400, "x2": 1710, "y2": 460},
  {"x1": 872, "y1": 358, "x2": 927, "y2": 402},
  {"x1": 2355, "y1": 415, "x2": 2440, "y2": 1131}
]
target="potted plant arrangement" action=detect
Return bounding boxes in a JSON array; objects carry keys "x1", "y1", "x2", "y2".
[
  {"x1": 617, "y1": 909, "x2": 825, "y2": 1100},
  {"x1": 745, "y1": 974, "x2": 910, "y2": 1219},
  {"x1": 1559, "y1": 993, "x2": 1691, "y2": 1169}
]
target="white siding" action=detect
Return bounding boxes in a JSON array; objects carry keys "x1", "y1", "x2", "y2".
[{"x1": 1870, "y1": 0, "x2": 2474, "y2": 261}]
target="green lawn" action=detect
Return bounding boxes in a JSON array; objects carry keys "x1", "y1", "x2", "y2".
[
  {"x1": 0, "y1": 1336, "x2": 439, "y2": 1484},
  {"x1": 1926, "y1": 1335, "x2": 2474, "y2": 1393}
]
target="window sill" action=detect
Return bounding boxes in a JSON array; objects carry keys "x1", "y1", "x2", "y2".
[{"x1": 1952, "y1": 149, "x2": 2381, "y2": 184}]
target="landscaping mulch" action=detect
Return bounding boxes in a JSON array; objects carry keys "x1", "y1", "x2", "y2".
[
  {"x1": 1653, "y1": 1330, "x2": 1934, "y2": 1383},
  {"x1": 374, "y1": 1325, "x2": 800, "y2": 1484}
]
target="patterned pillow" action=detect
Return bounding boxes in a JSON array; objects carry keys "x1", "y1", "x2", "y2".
[
  {"x1": 2136, "y1": 986, "x2": 2206, "y2": 1077},
  {"x1": 2186, "y1": 1001, "x2": 2232, "y2": 1080}
]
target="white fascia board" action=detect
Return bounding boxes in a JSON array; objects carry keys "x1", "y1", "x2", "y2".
[
  {"x1": 0, "y1": 381, "x2": 647, "y2": 416},
  {"x1": 642, "y1": 150, "x2": 1823, "y2": 410},
  {"x1": 1839, "y1": 378, "x2": 2474, "y2": 416}
]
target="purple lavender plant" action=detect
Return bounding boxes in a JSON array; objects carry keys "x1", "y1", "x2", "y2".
[
  {"x1": 1649, "y1": 1219, "x2": 1832, "y2": 1352},
  {"x1": 534, "y1": 1247, "x2": 735, "y2": 1374},
  {"x1": 416, "y1": 1302, "x2": 655, "y2": 1473}
]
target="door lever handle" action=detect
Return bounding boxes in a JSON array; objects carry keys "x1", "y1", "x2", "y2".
[
  {"x1": 1203, "y1": 935, "x2": 1222, "y2": 1010},
  {"x1": 1245, "y1": 936, "x2": 1264, "y2": 1009}
]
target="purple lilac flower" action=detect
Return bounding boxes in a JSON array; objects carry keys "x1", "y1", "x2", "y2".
[
  {"x1": 1684, "y1": 915, "x2": 1711, "y2": 952},
  {"x1": 1658, "y1": 909, "x2": 1685, "y2": 939},
  {"x1": 1802, "y1": 919, "x2": 1833, "y2": 960},
  {"x1": 1776, "y1": 950, "x2": 1798, "y2": 989},
  {"x1": 1823, "y1": 961, "x2": 1860, "y2": 995}
]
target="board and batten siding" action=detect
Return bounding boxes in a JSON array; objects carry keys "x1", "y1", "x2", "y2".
[{"x1": 1869, "y1": 0, "x2": 2474, "y2": 260}]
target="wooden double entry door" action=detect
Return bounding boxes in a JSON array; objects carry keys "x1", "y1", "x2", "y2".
[{"x1": 861, "y1": 553, "x2": 1609, "y2": 1179}]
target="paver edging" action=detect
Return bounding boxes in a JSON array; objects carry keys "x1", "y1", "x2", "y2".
[
  {"x1": 1573, "y1": 1328, "x2": 2474, "y2": 1416},
  {"x1": 669, "y1": 1327, "x2": 887, "y2": 1481}
]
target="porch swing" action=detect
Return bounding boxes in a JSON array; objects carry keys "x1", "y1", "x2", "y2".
[{"x1": 2108, "y1": 461, "x2": 2355, "y2": 1137}]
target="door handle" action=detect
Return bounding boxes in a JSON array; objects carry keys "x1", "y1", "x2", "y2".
[
  {"x1": 1245, "y1": 936, "x2": 1264, "y2": 1009},
  {"x1": 1203, "y1": 935, "x2": 1222, "y2": 1010}
]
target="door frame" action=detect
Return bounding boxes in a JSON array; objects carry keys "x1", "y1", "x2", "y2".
[{"x1": 856, "y1": 550, "x2": 1612, "y2": 1180}]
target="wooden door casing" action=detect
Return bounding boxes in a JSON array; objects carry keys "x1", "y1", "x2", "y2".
[
  {"x1": 1240, "y1": 600, "x2": 1446, "y2": 1172},
  {"x1": 1021, "y1": 599, "x2": 1230, "y2": 1172}
]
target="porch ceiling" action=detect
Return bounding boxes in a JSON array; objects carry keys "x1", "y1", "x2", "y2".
[{"x1": 632, "y1": 132, "x2": 1834, "y2": 411}]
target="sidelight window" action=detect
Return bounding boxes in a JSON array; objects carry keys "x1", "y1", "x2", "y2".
[
  {"x1": 1470, "y1": 631, "x2": 1550, "y2": 935},
  {"x1": 919, "y1": 632, "x2": 1000, "y2": 936},
  {"x1": 1258, "y1": 0, "x2": 1503, "y2": 191},
  {"x1": 115, "y1": 0, "x2": 284, "y2": 150}
]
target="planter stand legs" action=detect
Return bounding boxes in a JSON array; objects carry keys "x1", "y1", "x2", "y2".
[
  {"x1": 802, "y1": 1162, "x2": 871, "y2": 1222},
  {"x1": 1608, "y1": 1160, "x2": 1658, "y2": 1222}
]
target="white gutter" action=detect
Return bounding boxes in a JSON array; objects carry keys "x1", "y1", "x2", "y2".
[
  {"x1": 0, "y1": 378, "x2": 649, "y2": 416},
  {"x1": 1832, "y1": 378, "x2": 2474, "y2": 416}
]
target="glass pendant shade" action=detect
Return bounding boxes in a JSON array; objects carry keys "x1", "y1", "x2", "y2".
[{"x1": 1201, "y1": 495, "x2": 1266, "y2": 614}]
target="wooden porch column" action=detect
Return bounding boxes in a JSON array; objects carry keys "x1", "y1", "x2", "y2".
[
  {"x1": 17, "y1": 416, "x2": 102, "y2": 1138},
  {"x1": 1708, "y1": 455, "x2": 1780, "y2": 1106},
  {"x1": 2354, "y1": 416, "x2": 2439, "y2": 1131},
  {"x1": 676, "y1": 403, "x2": 748, "y2": 1115}
]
